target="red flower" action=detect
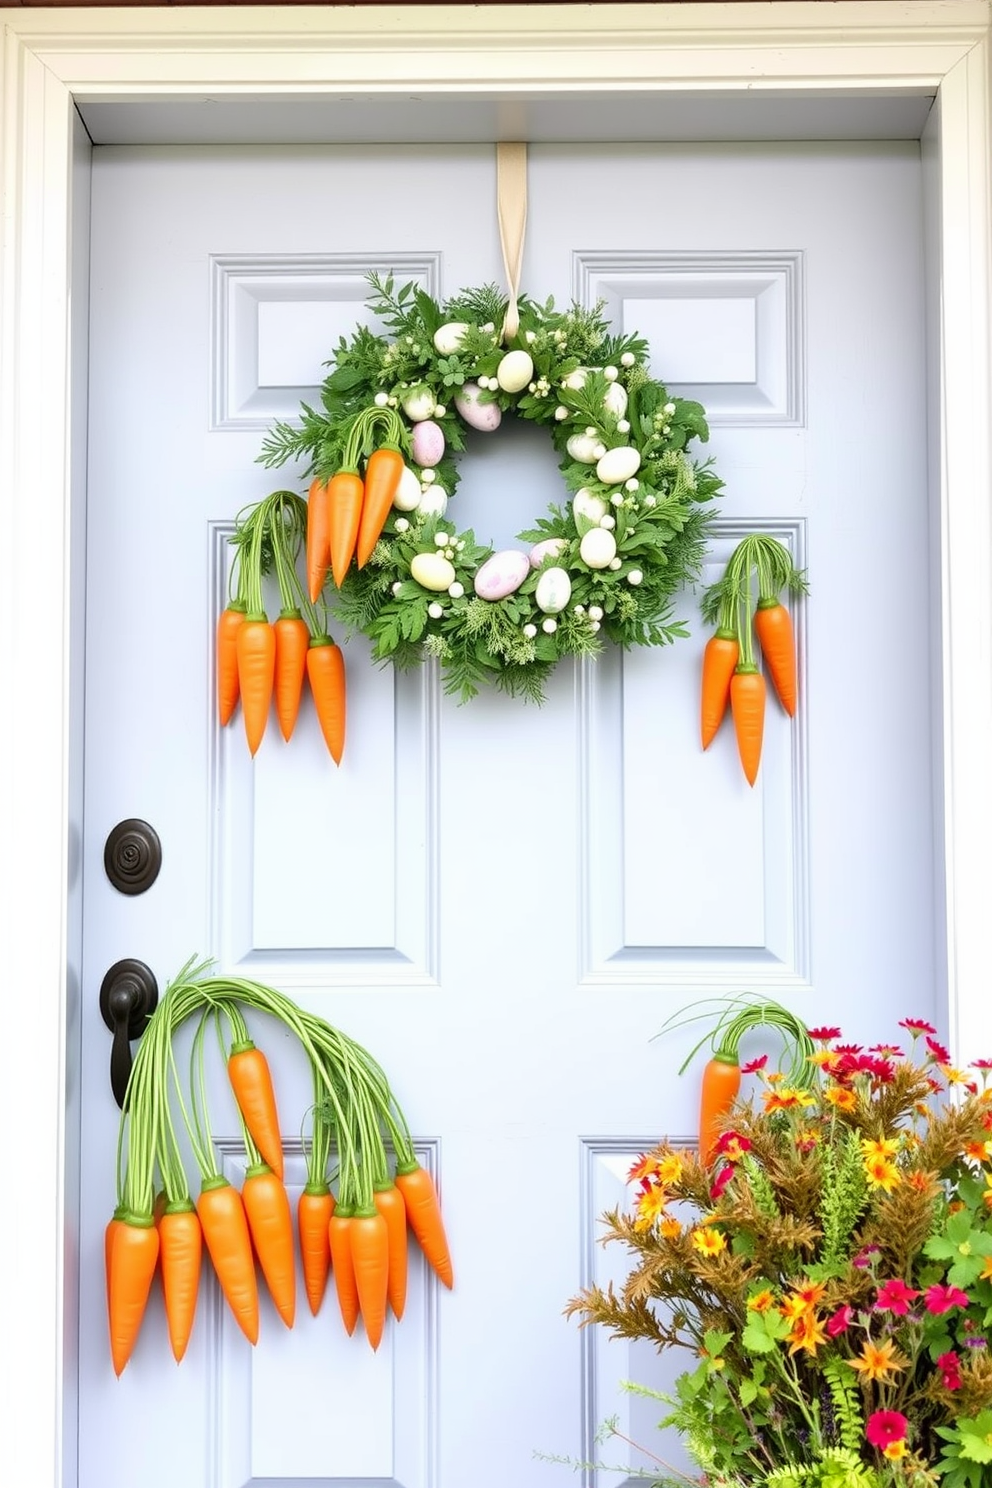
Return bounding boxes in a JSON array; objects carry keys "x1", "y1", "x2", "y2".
[
  {"x1": 926, "y1": 1035, "x2": 952, "y2": 1064},
  {"x1": 925, "y1": 1284, "x2": 970, "y2": 1314},
  {"x1": 937, "y1": 1350, "x2": 962, "y2": 1389},
  {"x1": 875, "y1": 1279, "x2": 920, "y2": 1316},
  {"x1": 807, "y1": 1026, "x2": 841, "y2": 1042},
  {"x1": 972, "y1": 1058, "x2": 992, "y2": 1071},
  {"x1": 740, "y1": 1055, "x2": 768, "y2": 1075},
  {"x1": 826, "y1": 1305, "x2": 854, "y2": 1337},
  {"x1": 866, "y1": 1410, "x2": 909, "y2": 1448},
  {"x1": 710, "y1": 1164, "x2": 735, "y2": 1200},
  {"x1": 900, "y1": 1017, "x2": 937, "y2": 1036},
  {"x1": 869, "y1": 1044, "x2": 904, "y2": 1059},
  {"x1": 862, "y1": 1055, "x2": 896, "y2": 1083},
  {"x1": 834, "y1": 1043, "x2": 864, "y2": 1056},
  {"x1": 714, "y1": 1131, "x2": 752, "y2": 1159}
]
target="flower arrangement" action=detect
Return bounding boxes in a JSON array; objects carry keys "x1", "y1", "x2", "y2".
[{"x1": 568, "y1": 1017, "x2": 992, "y2": 1488}]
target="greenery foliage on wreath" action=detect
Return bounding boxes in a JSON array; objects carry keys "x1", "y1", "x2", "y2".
[{"x1": 258, "y1": 273, "x2": 723, "y2": 702}]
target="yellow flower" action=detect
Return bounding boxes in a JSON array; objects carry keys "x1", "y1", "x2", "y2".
[
  {"x1": 883, "y1": 1441, "x2": 908, "y2": 1462},
  {"x1": 808, "y1": 1049, "x2": 835, "y2": 1067},
  {"x1": 847, "y1": 1339, "x2": 907, "y2": 1382},
  {"x1": 823, "y1": 1086, "x2": 857, "y2": 1112},
  {"x1": 747, "y1": 1289, "x2": 776, "y2": 1313},
  {"x1": 763, "y1": 1086, "x2": 816, "y2": 1113},
  {"x1": 659, "y1": 1217, "x2": 682, "y2": 1240},
  {"x1": 633, "y1": 1186, "x2": 669, "y2": 1231},
  {"x1": 942, "y1": 1065, "x2": 975, "y2": 1086},
  {"x1": 864, "y1": 1155, "x2": 901, "y2": 1192},
  {"x1": 690, "y1": 1226, "x2": 727, "y2": 1257},
  {"x1": 788, "y1": 1311, "x2": 827, "y2": 1356},
  {"x1": 655, "y1": 1155, "x2": 684, "y2": 1186},
  {"x1": 980, "y1": 1255, "x2": 992, "y2": 1282},
  {"x1": 861, "y1": 1137, "x2": 900, "y2": 1160}
]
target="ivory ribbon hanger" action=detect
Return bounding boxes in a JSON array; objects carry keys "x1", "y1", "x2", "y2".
[{"x1": 496, "y1": 142, "x2": 528, "y2": 343}]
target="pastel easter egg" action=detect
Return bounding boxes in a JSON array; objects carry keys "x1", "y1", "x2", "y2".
[
  {"x1": 401, "y1": 385, "x2": 436, "y2": 422},
  {"x1": 417, "y1": 483, "x2": 448, "y2": 518},
  {"x1": 535, "y1": 566, "x2": 572, "y2": 614},
  {"x1": 528, "y1": 537, "x2": 567, "y2": 569},
  {"x1": 572, "y1": 489, "x2": 608, "y2": 529},
  {"x1": 411, "y1": 419, "x2": 445, "y2": 468},
  {"x1": 596, "y1": 445, "x2": 641, "y2": 485},
  {"x1": 433, "y1": 321, "x2": 470, "y2": 355},
  {"x1": 496, "y1": 349, "x2": 534, "y2": 394},
  {"x1": 411, "y1": 552, "x2": 456, "y2": 592},
  {"x1": 580, "y1": 528, "x2": 618, "y2": 570},
  {"x1": 455, "y1": 382, "x2": 503, "y2": 432},
  {"x1": 473, "y1": 549, "x2": 531, "y2": 600},
  {"x1": 392, "y1": 464, "x2": 423, "y2": 511},
  {"x1": 566, "y1": 432, "x2": 603, "y2": 464}
]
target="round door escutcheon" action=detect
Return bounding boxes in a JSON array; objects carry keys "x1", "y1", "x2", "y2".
[{"x1": 104, "y1": 818, "x2": 162, "y2": 895}]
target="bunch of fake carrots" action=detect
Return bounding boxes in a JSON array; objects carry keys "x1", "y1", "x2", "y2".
[
  {"x1": 105, "y1": 959, "x2": 453, "y2": 1375},
  {"x1": 698, "y1": 534, "x2": 808, "y2": 786},
  {"x1": 217, "y1": 490, "x2": 347, "y2": 764},
  {"x1": 305, "y1": 406, "x2": 408, "y2": 598},
  {"x1": 654, "y1": 993, "x2": 816, "y2": 1166}
]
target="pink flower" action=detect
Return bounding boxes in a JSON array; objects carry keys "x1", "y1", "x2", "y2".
[
  {"x1": 714, "y1": 1131, "x2": 752, "y2": 1159},
  {"x1": 862, "y1": 1055, "x2": 896, "y2": 1083},
  {"x1": 740, "y1": 1055, "x2": 768, "y2": 1075},
  {"x1": 710, "y1": 1164, "x2": 735, "y2": 1200},
  {"x1": 925, "y1": 1284, "x2": 970, "y2": 1314},
  {"x1": 826, "y1": 1305, "x2": 854, "y2": 1337},
  {"x1": 834, "y1": 1043, "x2": 864, "y2": 1056},
  {"x1": 937, "y1": 1350, "x2": 962, "y2": 1389},
  {"x1": 869, "y1": 1044, "x2": 904, "y2": 1059},
  {"x1": 900, "y1": 1017, "x2": 937, "y2": 1036},
  {"x1": 853, "y1": 1244, "x2": 881, "y2": 1270},
  {"x1": 807, "y1": 1026, "x2": 841, "y2": 1042},
  {"x1": 972, "y1": 1058, "x2": 992, "y2": 1071},
  {"x1": 875, "y1": 1279, "x2": 920, "y2": 1315},
  {"x1": 926, "y1": 1035, "x2": 952, "y2": 1064},
  {"x1": 866, "y1": 1410, "x2": 909, "y2": 1449}
]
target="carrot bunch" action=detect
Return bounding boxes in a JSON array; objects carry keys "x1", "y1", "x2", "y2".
[
  {"x1": 105, "y1": 960, "x2": 454, "y2": 1372},
  {"x1": 305, "y1": 406, "x2": 408, "y2": 595},
  {"x1": 217, "y1": 489, "x2": 347, "y2": 763},
  {"x1": 698, "y1": 534, "x2": 807, "y2": 786}
]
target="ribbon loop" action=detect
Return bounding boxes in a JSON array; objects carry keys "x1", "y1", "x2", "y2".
[{"x1": 496, "y1": 142, "x2": 528, "y2": 344}]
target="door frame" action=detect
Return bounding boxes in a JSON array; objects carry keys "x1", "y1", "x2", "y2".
[{"x1": 1, "y1": 4, "x2": 989, "y2": 1483}]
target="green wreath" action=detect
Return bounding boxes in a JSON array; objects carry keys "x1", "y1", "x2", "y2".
[{"x1": 256, "y1": 273, "x2": 723, "y2": 702}]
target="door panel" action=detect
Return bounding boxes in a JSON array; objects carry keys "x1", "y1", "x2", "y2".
[{"x1": 80, "y1": 141, "x2": 931, "y2": 1487}]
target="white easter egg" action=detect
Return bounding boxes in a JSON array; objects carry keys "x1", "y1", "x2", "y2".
[
  {"x1": 562, "y1": 367, "x2": 589, "y2": 391},
  {"x1": 596, "y1": 445, "x2": 641, "y2": 485},
  {"x1": 401, "y1": 386, "x2": 436, "y2": 422},
  {"x1": 455, "y1": 382, "x2": 503, "y2": 432},
  {"x1": 410, "y1": 419, "x2": 445, "y2": 468},
  {"x1": 580, "y1": 528, "x2": 618, "y2": 570},
  {"x1": 528, "y1": 537, "x2": 567, "y2": 569},
  {"x1": 433, "y1": 322, "x2": 470, "y2": 355},
  {"x1": 473, "y1": 549, "x2": 531, "y2": 600},
  {"x1": 496, "y1": 349, "x2": 534, "y2": 394},
  {"x1": 604, "y1": 382, "x2": 628, "y2": 418},
  {"x1": 566, "y1": 432, "x2": 602, "y2": 464},
  {"x1": 535, "y1": 566, "x2": 572, "y2": 614},
  {"x1": 411, "y1": 552, "x2": 456, "y2": 592},
  {"x1": 572, "y1": 489, "x2": 608, "y2": 529},
  {"x1": 392, "y1": 464, "x2": 423, "y2": 511},
  {"x1": 417, "y1": 484, "x2": 448, "y2": 518}
]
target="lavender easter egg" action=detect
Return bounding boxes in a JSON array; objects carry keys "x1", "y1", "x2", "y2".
[
  {"x1": 455, "y1": 383, "x2": 502, "y2": 433},
  {"x1": 528, "y1": 537, "x2": 567, "y2": 569},
  {"x1": 411, "y1": 419, "x2": 445, "y2": 468},
  {"x1": 473, "y1": 549, "x2": 531, "y2": 600}
]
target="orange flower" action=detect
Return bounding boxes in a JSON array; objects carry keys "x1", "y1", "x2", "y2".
[
  {"x1": 963, "y1": 1140, "x2": 992, "y2": 1162},
  {"x1": 659, "y1": 1217, "x2": 682, "y2": 1240},
  {"x1": 763, "y1": 1086, "x2": 815, "y2": 1113},
  {"x1": 883, "y1": 1441, "x2": 908, "y2": 1462},
  {"x1": 847, "y1": 1339, "x2": 908, "y2": 1382},
  {"x1": 747, "y1": 1289, "x2": 776, "y2": 1313},
  {"x1": 823, "y1": 1086, "x2": 857, "y2": 1112},
  {"x1": 788, "y1": 1311, "x2": 827, "y2": 1356}
]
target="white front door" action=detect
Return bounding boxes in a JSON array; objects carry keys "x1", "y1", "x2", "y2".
[{"x1": 78, "y1": 139, "x2": 933, "y2": 1487}]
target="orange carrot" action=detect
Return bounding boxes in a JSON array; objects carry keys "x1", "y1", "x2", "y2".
[
  {"x1": 274, "y1": 609, "x2": 310, "y2": 742},
  {"x1": 298, "y1": 1184, "x2": 335, "y2": 1317},
  {"x1": 350, "y1": 1207, "x2": 390, "y2": 1350},
  {"x1": 755, "y1": 599, "x2": 797, "y2": 717},
  {"x1": 105, "y1": 1210, "x2": 124, "y2": 1318},
  {"x1": 242, "y1": 1164, "x2": 296, "y2": 1329},
  {"x1": 236, "y1": 614, "x2": 276, "y2": 757},
  {"x1": 196, "y1": 1178, "x2": 259, "y2": 1344},
  {"x1": 328, "y1": 1210, "x2": 360, "y2": 1335},
  {"x1": 108, "y1": 1215, "x2": 160, "y2": 1376},
  {"x1": 395, "y1": 1162, "x2": 453, "y2": 1288},
  {"x1": 159, "y1": 1202, "x2": 203, "y2": 1363},
  {"x1": 374, "y1": 1182, "x2": 409, "y2": 1321},
  {"x1": 699, "y1": 1054, "x2": 742, "y2": 1166},
  {"x1": 217, "y1": 603, "x2": 246, "y2": 726},
  {"x1": 306, "y1": 637, "x2": 346, "y2": 764},
  {"x1": 356, "y1": 446, "x2": 404, "y2": 569},
  {"x1": 700, "y1": 628, "x2": 740, "y2": 750},
  {"x1": 306, "y1": 477, "x2": 331, "y2": 603},
  {"x1": 227, "y1": 1040, "x2": 284, "y2": 1180},
  {"x1": 730, "y1": 666, "x2": 765, "y2": 787},
  {"x1": 328, "y1": 469, "x2": 365, "y2": 589}
]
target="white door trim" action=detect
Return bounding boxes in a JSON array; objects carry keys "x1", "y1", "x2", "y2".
[{"x1": 0, "y1": 6, "x2": 989, "y2": 1484}]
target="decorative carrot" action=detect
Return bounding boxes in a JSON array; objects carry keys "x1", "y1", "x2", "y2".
[
  {"x1": 395, "y1": 1162, "x2": 453, "y2": 1288},
  {"x1": 217, "y1": 602, "x2": 246, "y2": 726},
  {"x1": 108, "y1": 1215, "x2": 160, "y2": 1376},
  {"x1": 328, "y1": 469, "x2": 365, "y2": 589},
  {"x1": 242, "y1": 1164, "x2": 296, "y2": 1329},
  {"x1": 350, "y1": 1206, "x2": 390, "y2": 1350},
  {"x1": 356, "y1": 445, "x2": 405, "y2": 569},
  {"x1": 159, "y1": 1201, "x2": 203, "y2": 1363},
  {"x1": 298, "y1": 1184, "x2": 335, "y2": 1317},
  {"x1": 306, "y1": 637, "x2": 346, "y2": 764},
  {"x1": 227, "y1": 1040, "x2": 284, "y2": 1180},
  {"x1": 306, "y1": 477, "x2": 331, "y2": 602},
  {"x1": 196, "y1": 1178, "x2": 260, "y2": 1344},
  {"x1": 373, "y1": 1182, "x2": 409, "y2": 1320},
  {"x1": 755, "y1": 599, "x2": 797, "y2": 716},
  {"x1": 700, "y1": 628, "x2": 739, "y2": 749},
  {"x1": 105, "y1": 1209, "x2": 125, "y2": 1318},
  {"x1": 328, "y1": 1209, "x2": 361, "y2": 1335},
  {"x1": 236, "y1": 614, "x2": 276, "y2": 757},
  {"x1": 730, "y1": 666, "x2": 765, "y2": 786},
  {"x1": 273, "y1": 609, "x2": 310, "y2": 742},
  {"x1": 698, "y1": 1055, "x2": 743, "y2": 1167}
]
